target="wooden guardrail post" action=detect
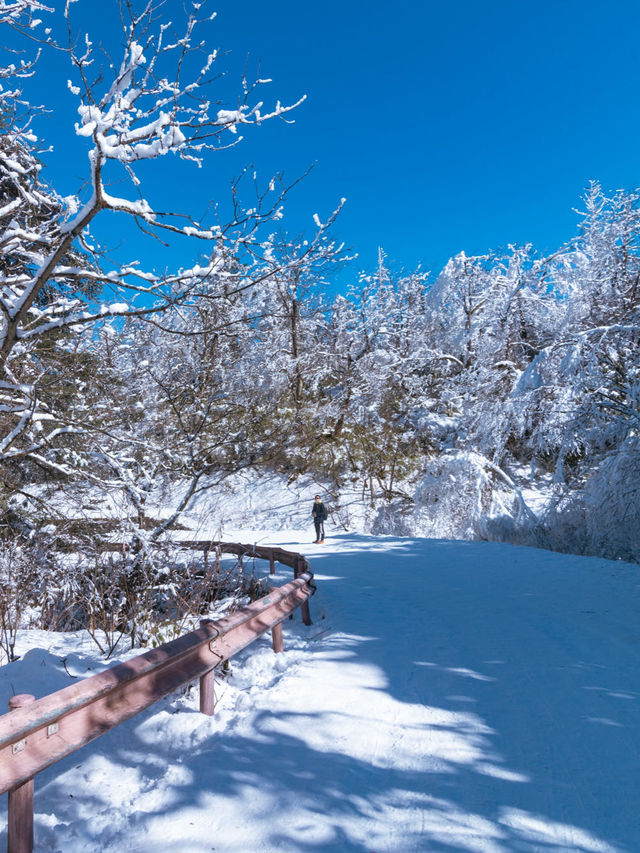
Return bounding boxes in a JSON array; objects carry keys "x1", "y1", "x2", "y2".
[
  {"x1": 295, "y1": 557, "x2": 312, "y2": 626},
  {"x1": 199, "y1": 670, "x2": 215, "y2": 716},
  {"x1": 269, "y1": 549, "x2": 275, "y2": 575},
  {"x1": 7, "y1": 694, "x2": 35, "y2": 853},
  {"x1": 301, "y1": 596, "x2": 312, "y2": 627},
  {"x1": 198, "y1": 621, "x2": 215, "y2": 716},
  {"x1": 271, "y1": 622, "x2": 283, "y2": 653}
]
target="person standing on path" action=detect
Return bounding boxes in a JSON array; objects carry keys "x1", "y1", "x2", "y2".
[{"x1": 312, "y1": 495, "x2": 328, "y2": 543}]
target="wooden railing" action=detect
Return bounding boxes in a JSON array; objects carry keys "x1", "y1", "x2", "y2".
[{"x1": 0, "y1": 541, "x2": 314, "y2": 853}]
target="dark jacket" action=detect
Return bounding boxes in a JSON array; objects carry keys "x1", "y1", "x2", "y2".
[{"x1": 312, "y1": 501, "x2": 328, "y2": 521}]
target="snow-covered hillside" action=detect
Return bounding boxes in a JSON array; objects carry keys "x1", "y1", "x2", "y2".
[{"x1": 1, "y1": 530, "x2": 638, "y2": 852}]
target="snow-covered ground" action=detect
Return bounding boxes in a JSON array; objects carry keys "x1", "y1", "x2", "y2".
[{"x1": 1, "y1": 529, "x2": 639, "y2": 852}]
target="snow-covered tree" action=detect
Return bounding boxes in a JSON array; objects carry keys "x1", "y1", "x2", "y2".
[{"x1": 0, "y1": 0, "x2": 303, "y2": 481}]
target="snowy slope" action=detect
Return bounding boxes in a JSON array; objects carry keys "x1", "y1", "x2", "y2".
[{"x1": 1, "y1": 531, "x2": 639, "y2": 852}]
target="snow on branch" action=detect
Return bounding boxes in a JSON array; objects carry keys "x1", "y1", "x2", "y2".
[{"x1": 0, "y1": 1, "x2": 51, "y2": 27}]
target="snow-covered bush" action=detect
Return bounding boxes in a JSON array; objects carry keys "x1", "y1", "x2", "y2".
[
  {"x1": 0, "y1": 541, "x2": 33, "y2": 663},
  {"x1": 540, "y1": 437, "x2": 640, "y2": 562},
  {"x1": 370, "y1": 499, "x2": 413, "y2": 537},
  {"x1": 410, "y1": 451, "x2": 530, "y2": 541},
  {"x1": 0, "y1": 521, "x2": 268, "y2": 661},
  {"x1": 0, "y1": 535, "x2": 61, "y2": 663}
]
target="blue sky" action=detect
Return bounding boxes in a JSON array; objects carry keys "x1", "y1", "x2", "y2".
[{"x1": 13, "y1": 0, "x2": 640, "y2": 287}]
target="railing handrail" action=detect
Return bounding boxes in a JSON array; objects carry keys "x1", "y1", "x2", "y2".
[
  {"x1": 0, "y1": 541, "x2": 314, "y2": 853},
  {"x1": 95, "y1": 539, "x2": 310, "y2": 575}
]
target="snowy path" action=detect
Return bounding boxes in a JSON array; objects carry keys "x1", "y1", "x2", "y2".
[{"x1": 2, "y1": 534, "x2": 640, "y2": 851}]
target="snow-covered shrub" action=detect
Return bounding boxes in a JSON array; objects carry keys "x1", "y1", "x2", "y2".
[
  {"x1": 70, "y1": 544, "x2": 267, "y2": 657},
  {"x1": 0, "y1": 514, "x2": 267, "y2": 662},
  {"x1": 540, "y1": 438, "x2": 640, "y2": 562},
  {"x1": 0, "y1": 537, "x2": 60, "y2": 664},
  {"x1": 371, "y1": 500, "x2": 413, "y2": 537},
  {"x1": 410, "y1": 451, "x2": 528, "y2": 541},
  {"x1": 0, "y1": 542, "x2": 31, "y2": 664}
]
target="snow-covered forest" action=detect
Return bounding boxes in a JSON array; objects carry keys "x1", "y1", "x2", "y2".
[
  {"x1": 1, "y1": 0, "x2": 639, "y2": 658},
  {"x1": 2, "y1": 0, "x2": 639, "y2": 553}
]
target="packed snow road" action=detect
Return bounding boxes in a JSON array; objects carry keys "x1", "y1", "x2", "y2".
[{"x1": 2, "y1": 533, "x2": 639, "y2": 852}]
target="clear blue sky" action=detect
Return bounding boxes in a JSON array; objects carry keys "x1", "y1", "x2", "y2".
[{"x1": 14, "y1": 0, "x2": 640, "y2": 286}]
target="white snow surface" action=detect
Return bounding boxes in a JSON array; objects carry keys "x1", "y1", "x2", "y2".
[{"x1": 2, "y1": 530, "x2": 639, "y2": 852}]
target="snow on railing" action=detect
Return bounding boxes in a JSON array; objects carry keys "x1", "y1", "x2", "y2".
[{"x1": 0, "y1": 542, "x2": 314, "y2": 853}]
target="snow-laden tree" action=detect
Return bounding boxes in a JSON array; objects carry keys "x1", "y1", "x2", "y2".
[
  {"x1": 455, "y1": 246, "x2": 565, "y2": 465},
  {"x1": 40, "y1": 219, "x2": 349, "y2": 550},
  {"x1": 80, "y1": 314, "x2": 246, "y2": 541},
  {"x1": 299, "y1": 254, "x2": 433, "y2": 500},
  {"x1": 0, "y1": 0, "x2": 303, "y2": 483},
  {"x1": 488, "y1": 186, "x2": 640, "y2": 487},
  {"x1": 248, "y1": 211, "x2": 347, "y2": 414}
]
